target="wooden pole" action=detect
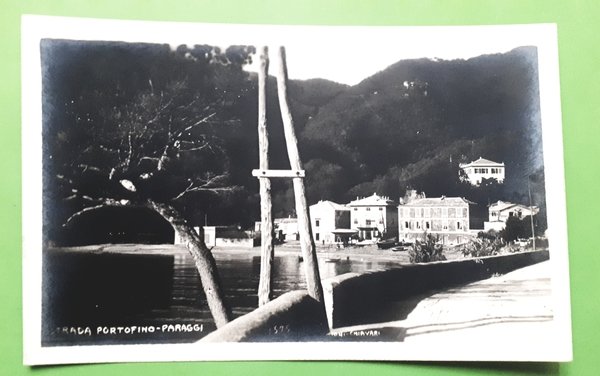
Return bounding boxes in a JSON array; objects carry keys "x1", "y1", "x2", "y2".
[
  {"x1": 528, "y1": 180, "x2": 536, "y2": 251},
  {"x1": 257, "y1": 46, "x2": 274, "y2": 307},
  {"x1": 274, "y1": 46, "x2": 324, "y2": 303}
]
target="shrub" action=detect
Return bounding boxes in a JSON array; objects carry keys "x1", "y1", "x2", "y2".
[
  {"x1": 408, "y1": 233, "x2": 446, "y2": 263},
  {"x1": 461, "y1": 238, "x2": 503, "y2": 258}
]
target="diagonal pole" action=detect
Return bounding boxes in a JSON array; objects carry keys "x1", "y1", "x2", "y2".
[
  {"x1": 256, "y1": 46, "x2": 274, "y2": 306},
  {"x1": 274, "y1": 46, "x2": 324, "y2": 303}
]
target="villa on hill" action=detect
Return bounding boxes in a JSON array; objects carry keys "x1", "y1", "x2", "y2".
[{"x1": 459, "y1": 157, "x2": 505, "y2": 186}]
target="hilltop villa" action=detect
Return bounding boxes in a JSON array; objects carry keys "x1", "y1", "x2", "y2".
[{"x1": 459, "y1": 157, "x2": 505, "y2": 185}]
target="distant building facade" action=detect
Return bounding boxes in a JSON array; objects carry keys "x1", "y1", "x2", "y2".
[
  {"x1": 175, "y1": 226, "x2": 254, "y2": 248},
  {"x1": 309, "y1": 200, "x2": 352, "y2": 244},
  {"x1": 254, "y1": 217, "x2": 299, "y2": 241},
  {"x1": 348, "y1": 193, "x2": 398, "y2": 242},
  {"x1": 484, "y1": 200, "x2": 540, "y2": 231},
  {"x1": 459, "y1": 157, "x2": 505, "y2": 186},
  {"x1": 398, "y1": 196, "x2": 475, "y2": 245}
]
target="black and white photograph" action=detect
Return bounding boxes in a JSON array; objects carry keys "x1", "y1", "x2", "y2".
[{"x1": 22, "y1": 17, "x2": 571, "y2": 364}]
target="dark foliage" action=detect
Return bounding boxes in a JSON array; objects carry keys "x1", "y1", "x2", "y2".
[
  {"x1": 408, "y1": 233, "x2": 446, "y2": 263},
  {"x1": 43, "y1": 40, "x2": 548, "y2": 243}
]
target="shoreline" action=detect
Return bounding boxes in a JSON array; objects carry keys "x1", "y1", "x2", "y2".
[{"x1": 47, "y1": 241, "x2": 466, "y2": 264}]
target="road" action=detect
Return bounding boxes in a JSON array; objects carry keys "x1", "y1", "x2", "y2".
[{"x1": 330, "y1": 260, "x2": 554, "y2": 343}]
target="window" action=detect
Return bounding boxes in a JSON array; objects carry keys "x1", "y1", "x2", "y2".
[
  {"x1": 366, "y1": 207, "x2": 371, "y2": 211},
  {"x1": 379, "y1": 207, "x2": 384, "y2": 211},
  {"x1": 354, "y1": 219, "x2": 358, "y2": 224},
  {"x1": 425, "y1": 221, "x2": 430, "y2": 229},
  {"x1": 315, "y1": 233, "x2": 320, "y2": 241},
  {"x1": 405, "y1": 221, "x2": 410, "y2": 229},
  {"x1": 315, "y1": 219, "x2": 320, "y2": 227},
  {"x1": 353, "y1": 208, "x2": 358, "y2": 211},
  {"x1": 416, "y1": 221, "x2": 421, "y2": 229},
  {"x1": 365, "y1": 219, "x2": 372, "y2": 226},
  {"x1": 457, "y1": 221, "x2": 462, "y2": 229},
  {"x1": 463, "y1": 208, "x2": 468, "y2": 218},
  {"x1": 379, "y1": 219, "x2": 384, "y2": 224}
]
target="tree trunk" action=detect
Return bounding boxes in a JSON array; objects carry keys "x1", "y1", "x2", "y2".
[
  {"x1": 148, "y1": 200, "x2": 232, "y2": 328},
  {"x1": 275, "y1": 46, "x2": 324, "y2": 303},
  {"x1": 256, "y1": 46, "x2": 274, "y2": 307}
]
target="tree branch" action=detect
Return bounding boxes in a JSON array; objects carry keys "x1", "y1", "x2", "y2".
[
  {"x1": 63, "y1": 198, "x2": 136, "y2": 227},
  {"x1": 173, "y1": 112, "x2": 216, "y2": 140}
]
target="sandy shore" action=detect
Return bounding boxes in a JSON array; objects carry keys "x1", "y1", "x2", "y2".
[{"x1": 50, "y1": 240, "x2": 466, "y2": 264}]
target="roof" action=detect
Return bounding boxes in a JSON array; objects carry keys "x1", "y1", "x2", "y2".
[
  {"x1": 274, "y1": 217, "x2": 298, "y2": 224},
  {"x1": 400, "y1": 196, "x2": 474, "y2": 207},
  {"x1": 330, "y1": 229, "x2": 358, "y2": 235},
  {"x1": 310, "y1": 200, "x2": 349, "y2": 211},
  {"x1": 489, "y1": 200, "x2": 539, "y2": 212},
  {"x1": 489, "y1": 200, "x2": 516, "y2": 211},
  {"x1": 459, "y1": 157, "x2": 504, "y2": 168},
  {"x1": 347, "y1": 193, "x2": 396, "y2": 207}
]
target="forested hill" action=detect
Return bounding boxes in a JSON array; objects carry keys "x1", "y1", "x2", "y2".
[
  {"x1": 44, "y1": 41, "x2": 546, "y2": 237},
  {"x1": 265, "y1": 46, "x2": 545, "y2": 218}
]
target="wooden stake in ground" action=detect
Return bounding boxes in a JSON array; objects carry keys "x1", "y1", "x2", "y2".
[
  {"x1": 256, "y1": 47, "x2": 274, "y2": 306},
  {"x1": 274, "y1": 46, "x2": 324, "y2": 303}
]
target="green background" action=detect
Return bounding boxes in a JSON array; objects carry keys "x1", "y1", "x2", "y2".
[{"x1": 1, "y1": 0, "x2": 598, "y2": 374}]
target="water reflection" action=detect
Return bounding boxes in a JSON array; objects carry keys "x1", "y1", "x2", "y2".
[{"x1": 46, "y1": 250, "x2": 403, "y2": 346}]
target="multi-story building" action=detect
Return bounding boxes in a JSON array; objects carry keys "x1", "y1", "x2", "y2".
[
  {"x1": 459, "y1": 157, "x2": 505, "y2": 186},
  {"x1": 348, "y1": 193, "x2": 398, "y2": 242},
  {"x1": 398, "y1": 196, "x2": 475, "y2": 245},
  {"x1": 309, "y1": 200, "x2": 351, "y2": 244},
  {"x1": 484, "y1": 200, "x2": 539, "y2": 231}
]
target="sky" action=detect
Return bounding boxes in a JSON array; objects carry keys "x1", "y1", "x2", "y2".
[{"x1": 25, "y1": 16, "x2": 548, "y2": 87}]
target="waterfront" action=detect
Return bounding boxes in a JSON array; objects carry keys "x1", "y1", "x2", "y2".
[{"x1": 43, "y1": 242, "x2": 419, "y2": 346}]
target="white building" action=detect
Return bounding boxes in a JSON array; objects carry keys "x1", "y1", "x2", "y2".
[
  {"x1": 348, "y1": 193, "x2": 398, "y2": 242},
  {"x1": 484, "y1": 200, "x2": 539, "y2": 231},
  {"x1": 254, "y1": 217, "x2": 299, "y2": 241},
  {"x1": 309, "y1": 200, "x2": 352, "y2": 244},
  {"x1": 175, "y1": 226, "x2": 254, "y2": 248},
  {"x1": 459, "y1": 157, "x2": 505, "y2": 186},
  {"x1": 398, "y1": 196, "x2": 475, "y2": 245}
]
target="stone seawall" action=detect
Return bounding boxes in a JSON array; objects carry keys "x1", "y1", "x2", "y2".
[
  {"x1": 198, "y1": 250, "x2": 549, "y2": 341},
  {"x1": 322, "y1": 250, "x2": 550, "y2": 329}
]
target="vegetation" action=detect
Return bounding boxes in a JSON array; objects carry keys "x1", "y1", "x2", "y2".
[
  {"x1": 42, "y1": 40, "x2": 256, "y2": 327},
  {"x1": 408, "y1": 233, "x2": 446, "y2": 263},
  {"x1": 461, "y1": 237, "x2": 504, "y2": 258},
  {"x1": 500, "y1": 214, "x2": 547, "y2": 243}
]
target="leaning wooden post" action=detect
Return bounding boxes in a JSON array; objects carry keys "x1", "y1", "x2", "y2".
[
  {"x1": 274, "y1": 46, "x2": 324, "y2": 303},
  {"x1": 256, "y1": 46, "x2": 274, "y2": 306}
]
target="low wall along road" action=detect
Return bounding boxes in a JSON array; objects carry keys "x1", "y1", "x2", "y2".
[{"x1": 202, "y1": 250, "x2": 549, "y2": 341}]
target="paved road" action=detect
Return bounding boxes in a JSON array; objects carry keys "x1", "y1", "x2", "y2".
[{"x1": 330, "y1": 261, "x2": 554, "y2": 343}]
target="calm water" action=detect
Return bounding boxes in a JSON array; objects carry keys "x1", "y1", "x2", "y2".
[{"x1": 45, "y1": 248, "x2": 403, "y2": 345}]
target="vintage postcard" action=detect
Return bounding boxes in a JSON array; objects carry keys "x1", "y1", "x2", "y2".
[{"x1": 22, "y1": 16, "x2": 572, "y2": 364}]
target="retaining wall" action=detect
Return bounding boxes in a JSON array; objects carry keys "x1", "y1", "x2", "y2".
[
  {"x1": 200, "y1": 250, "x2": 549, "y2": 341},
  {"x1": 322, "y1": 250, "x2": 549, "y2": 329}
]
